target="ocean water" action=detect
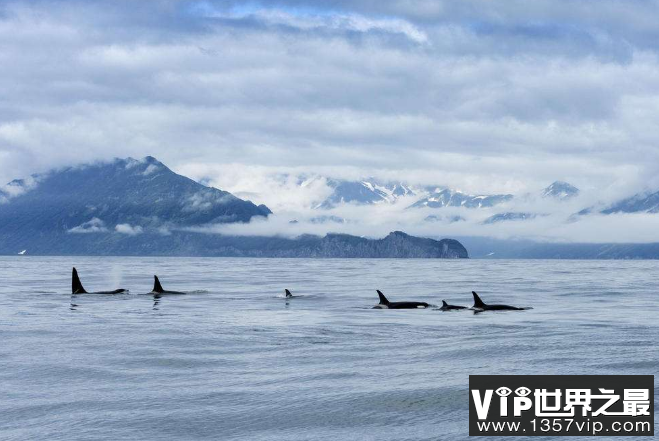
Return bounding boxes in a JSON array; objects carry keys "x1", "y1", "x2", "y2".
[{"x1": 0, "y1": 257, "x2": 656, "y2": 440}]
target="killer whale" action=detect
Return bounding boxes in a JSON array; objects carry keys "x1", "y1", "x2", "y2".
[
  {"x1": 283, "y1": 289, "x2": 305, "y2": 299},
  {"x1": 72, "y1": 267, "x2": 127, "y2": 294},
  {"x1": 373, "y1": 290, "x2": 429, "y2": 309},
  {"x1": 471, "y1": 291, "x2": 530, "y2": 311},
  {"x1": 151, "y1": 276, "x2": 186, "y2": 295},
  {"x1": 440, "y1": 300, "x2": 468, "y2": 311}
]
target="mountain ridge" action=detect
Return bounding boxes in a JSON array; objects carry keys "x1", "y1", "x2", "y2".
[
  {"x1": 0, "y1": 230, "x2": 469, "y2": 258},
  {"x1": 306, "y1": 177, "x2": 584, "y2": 215},
  {"x1": 0, "y1": 157, "x2": 468, "y2": 258},
  {"x1": 0, "y1": 156, "x2": 271, "y2": 233}
]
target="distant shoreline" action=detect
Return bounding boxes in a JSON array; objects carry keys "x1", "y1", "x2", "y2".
[{"x1": 3, "y1": 254, "x2": 658, "y2": 260}]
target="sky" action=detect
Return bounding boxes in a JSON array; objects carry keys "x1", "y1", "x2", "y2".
[{"x1": 1, "y1": 0, "x2": 659, "y2": 241}]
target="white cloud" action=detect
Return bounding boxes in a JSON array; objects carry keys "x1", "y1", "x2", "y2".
[
  {"x1": 184, "y1": 205, "x2": 659, "y2": 244},
  {"x1": 0, "y1": 174, "x2": 39, "y2": 203},
  {"x1": 115, "y1": 223, "x2": 144, "y2": 235},
  {"x1": 1, "y1": 1, "x2": 659, "y2": 243},
  {"x1": 142, "y1": 163, "x2": 161, "y2": 175},
  {"x1": 68, "y1": 217, "x2": 108, "y2": 234},
  {"x1": 193, "y1": 3, "x2": 428, "y2": 43}
]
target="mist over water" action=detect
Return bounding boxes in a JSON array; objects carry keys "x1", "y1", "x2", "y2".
[{"x1": 0, "y1": 257, "x2": 657, "y2": 440}]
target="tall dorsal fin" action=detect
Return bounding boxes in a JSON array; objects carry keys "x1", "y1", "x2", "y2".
[
  {"x1": 72, "y1": 267, "x2": 87, "y2": 294},
  {"x1": 442, "y1": 300, "x2": 449, "y2": 307},
  {"x1": 153, "y1": 276, "x2": 164, "y2": 293},
  {"x1": 376, "y1": 290, "x2": 389, "y2": 305},
  {"x1": 285, "y1": 289, "x2": 292, "y2": 298},
  {"x1": 472, "y1": 291, "x2": 486, "y2": 308}
]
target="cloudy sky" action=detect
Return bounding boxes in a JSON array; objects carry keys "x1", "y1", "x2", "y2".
[{"x1": 1, "y1": 0, "x2": 659, "y2": 241}]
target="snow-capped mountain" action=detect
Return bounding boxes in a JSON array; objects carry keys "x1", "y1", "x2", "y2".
[
  {"x1": 410, "y1": 188, "x2": 513, "y2": 209},
  {"x1": 303, "y1": 177, "x2": 593, "y2": 225},
  {"x1": 314, "y1": 178, "x2": 512, "y2": 210},
  {"x1": 477, "y1": 182, "x2": 579, "y2": 224},
  {"x1": 316, "y1": 179, "x2": 415, "y2": 209},
  {"x1": 601, "y1": 189, "x2": 659, "y2": 214},
  {"x1": 312, "y1": 179, "x2": 585, "y2": 217},
  {"x1": 542, "y1": 181, "x2": 579, "y2": 199}
]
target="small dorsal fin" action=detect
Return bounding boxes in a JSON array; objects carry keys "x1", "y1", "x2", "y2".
[
  {"x1": 376, "y1": 290, "x2": 389, "y2": 305},
  {"x1": 72, "y1": 267, "x2": 87, "y2": 294},
  {"x1": 285, "y1": 289, "x2": 292, "y2": 298},
  {"x1": 153, "y1": 276, "x2": 164, "y2": 293},
  {"x1": 442, "y1": 300, "x2": 448, "y2": 307},
  {"x1": 472, "y1": 291, "x2": 486, "y2": 308}
]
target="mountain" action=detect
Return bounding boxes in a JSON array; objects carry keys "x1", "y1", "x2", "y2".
[
  {"x1": 0, "y1": 228, "x2": 468, "y2": 258},
  {"x1": 424, "y1": 214, "x2": 465, "y2": 223},
  {"x1": 455, "y1": 236, "x2": 659, "y2": 259},
  {"x1": 542, "y1": 181, "x2": 579, "y2": 199},
  {"x1": 475, "y1": 182, "x2": 578, "y2": 224},
  {"x1": 314, "y1": 177, "x2": 512, "y2": 210},
  {"x1": 313, "y1": 178, "x2": 584, "y2": 212},
  {"x1": 573, "y1": 187, "x2": 659, "y2": 217},
  {"x1": 246, "y1": 231, "x2": 468, "y2": 258},
  {"x1": 511, "y1": 242, "x2": 659, "y2": 259},
  {"x1": 483, "y1": 212, "x2": 538, "y2": 224},
  {"x1": 601, "y1": 189, "x2": 659, "y2": 214},
  {"x1": 411, "y1": 188, "x2": 513, "y2": 209},
  {"x1": 0, "y1": 158, "x2": 469, "y2": 258},
  {"x1": 474, "y1": 182, "x2": 578, "y2": 224},
  {"x1": 317, "y1": 179, "x2": 414, "y2": 209},
  {"x1": 324, "y1": 231, "x2": 468, "y2": 258},
  {"x1": 0, "y1": 156, "x2": 271, "y2": 253}
]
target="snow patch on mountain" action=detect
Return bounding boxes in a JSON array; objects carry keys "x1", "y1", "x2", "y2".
[{"x1": 542, "y1": 181, "x2": 580, "y2": 200}]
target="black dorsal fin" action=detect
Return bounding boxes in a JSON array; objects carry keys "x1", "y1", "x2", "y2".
[
  {"x1": 472, "y1": 291, "x2": 486, "y2": 308},
  {"x1": 153, "y1": 276, "x2": 164, "y2": 293},
  {"x1": 72, "y1": 267, "x2": 87, "y2": 294},
  {"x1": 285, "y1": 289, "x2": 292, "y2": 298},
  {"x1": 376, "y1": 290, "x2": 389, "y2": 305},
  {"x1": 442, "y1": 300, "x2": 449, "y2": 307}
]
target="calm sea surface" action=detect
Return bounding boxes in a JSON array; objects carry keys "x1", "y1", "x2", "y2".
[{"x1": 0, "y1": 257, "x2": 657, "y2": 440}]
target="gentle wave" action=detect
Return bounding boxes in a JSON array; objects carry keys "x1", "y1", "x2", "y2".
[{"x1": 0, "y1": 257, "x2": 657, "y2": 441}]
